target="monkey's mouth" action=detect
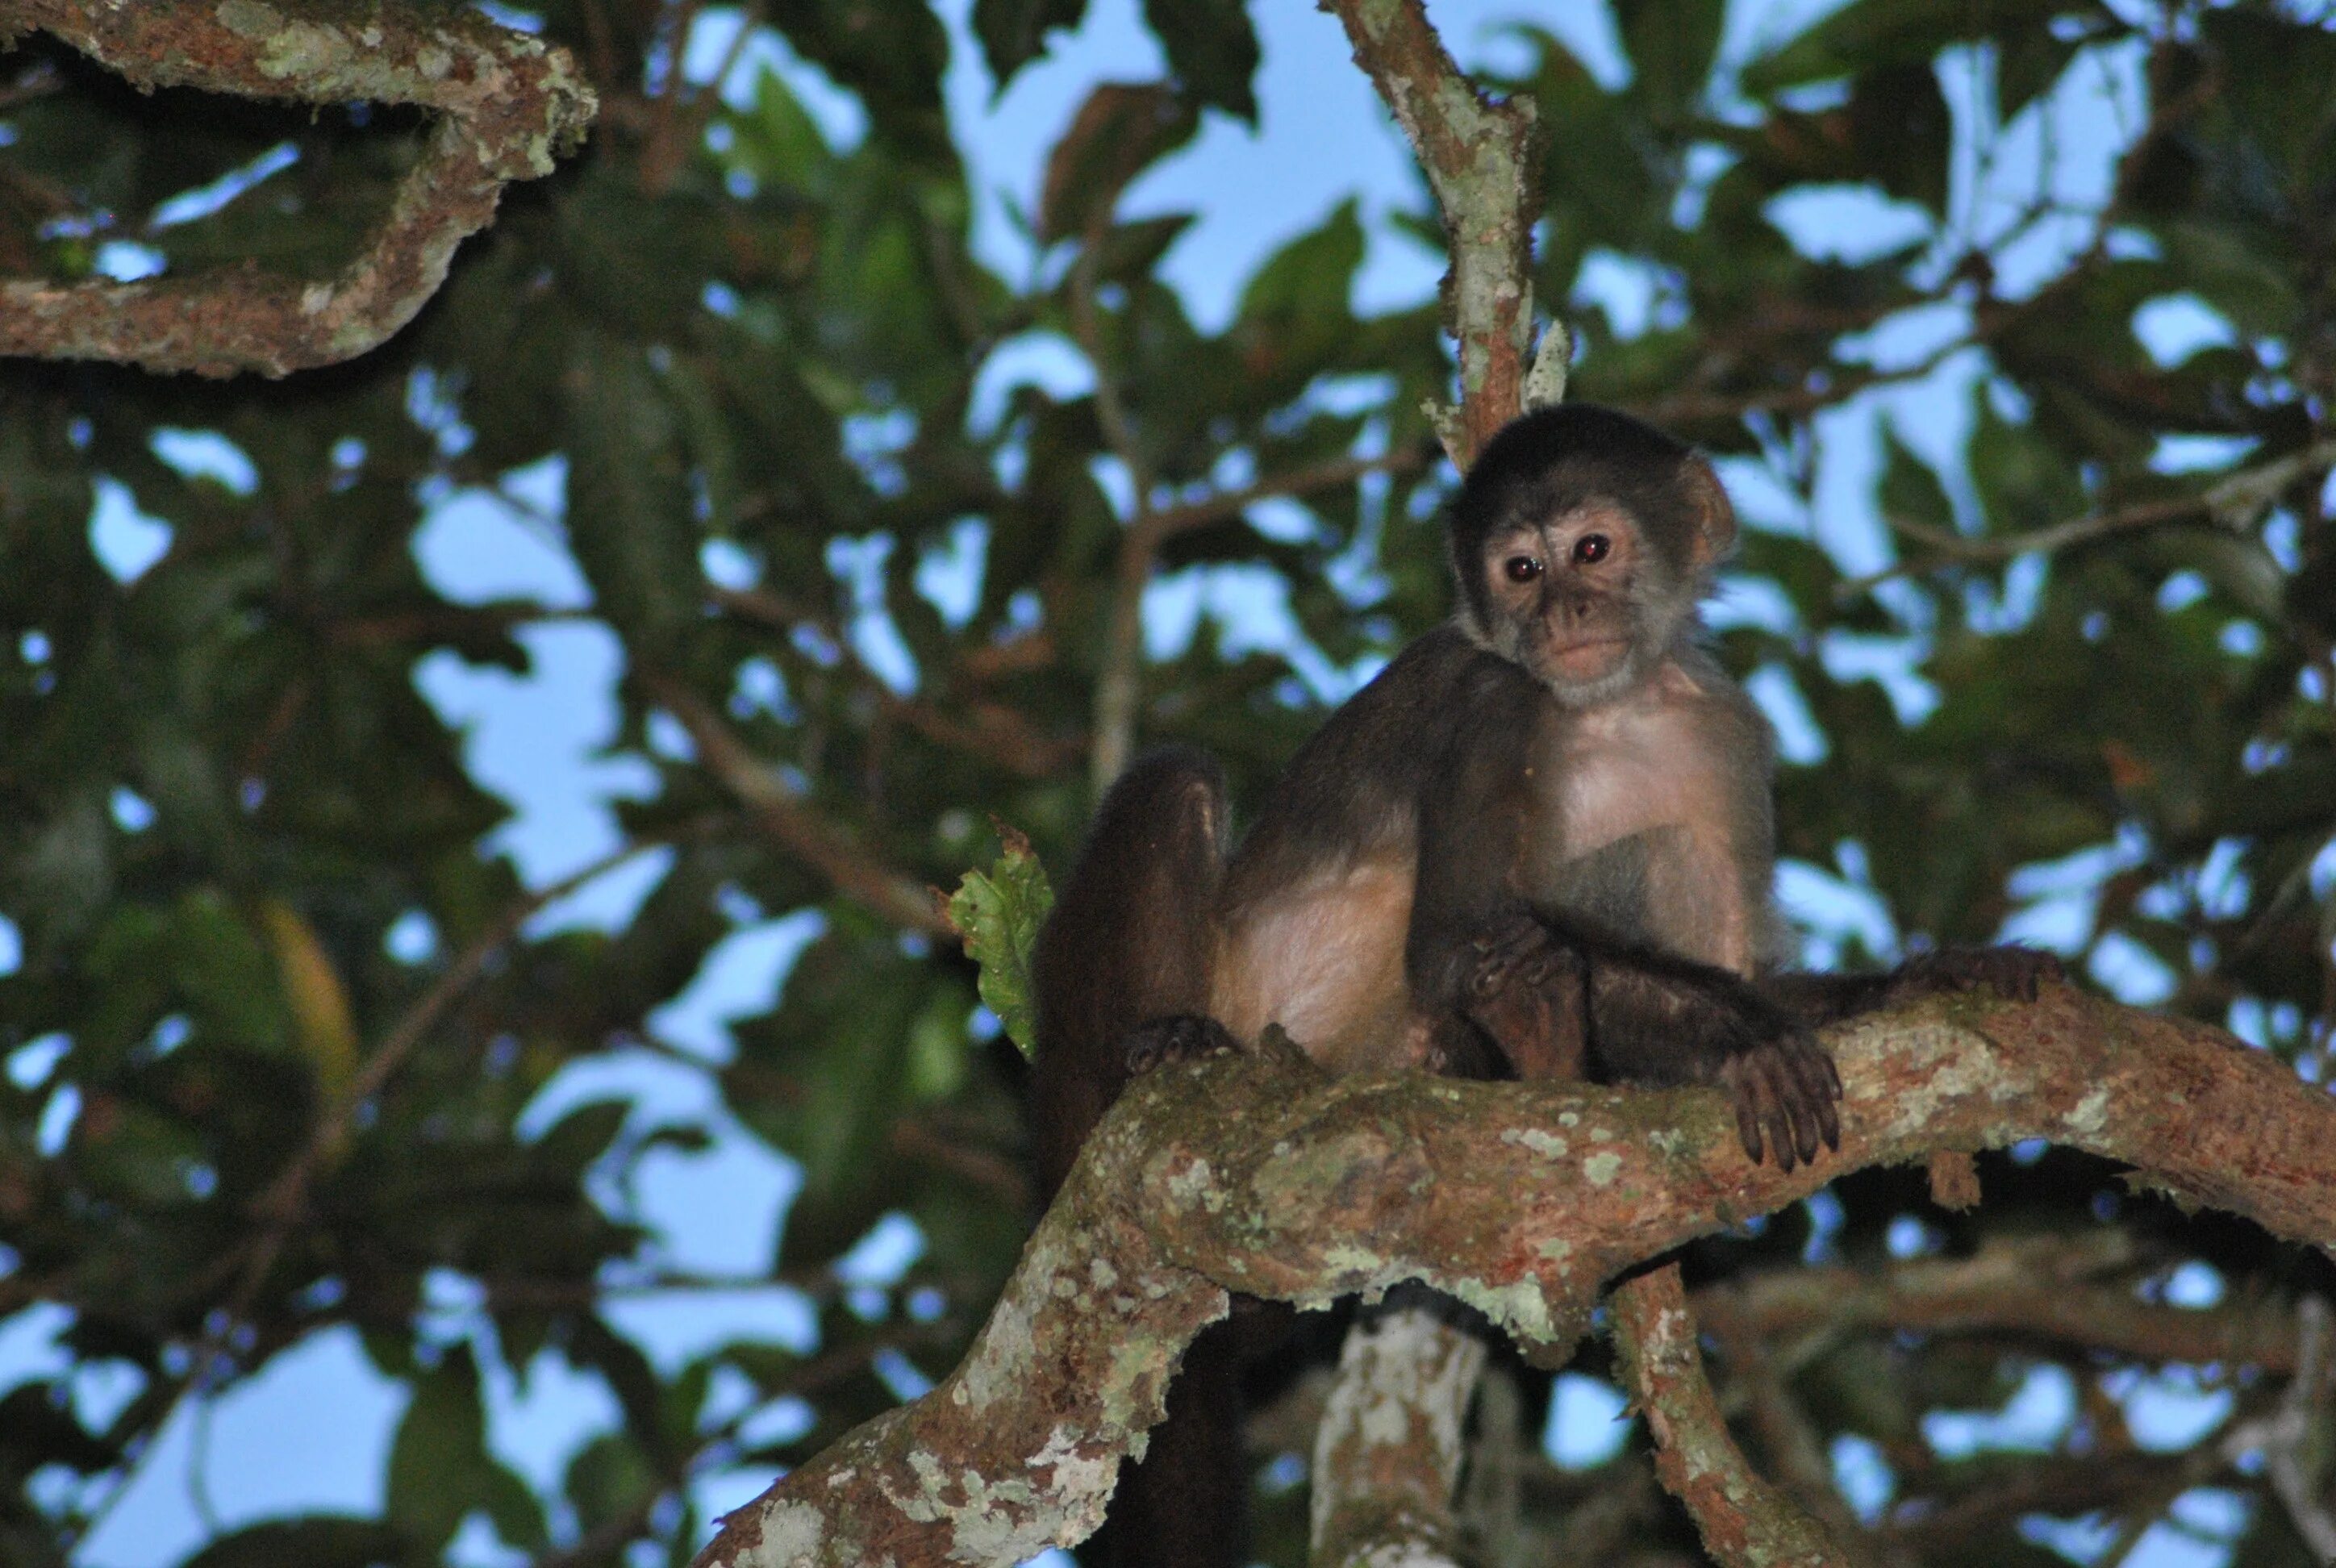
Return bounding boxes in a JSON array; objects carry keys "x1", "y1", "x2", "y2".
[{"x1": 1550, "y1": 636, "x2": 1629, "y2": 679}]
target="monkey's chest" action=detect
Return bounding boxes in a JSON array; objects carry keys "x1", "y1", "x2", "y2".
[{"x1": 1533, "y1": 711, "x2": 1752, "y2": 970}]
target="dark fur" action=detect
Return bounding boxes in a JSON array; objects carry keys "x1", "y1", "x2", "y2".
[{"x1": 1028, "y1": 404, "x2": 2059, "y2": 1568}]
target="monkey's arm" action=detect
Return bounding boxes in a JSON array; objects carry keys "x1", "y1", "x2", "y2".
[
  {"x1": 1761, "y1": 946, "x2": 2064, "y2": 1023},
  {"x1": 1401, "y1": 663, "x2": 1585, "y2": 1081}
]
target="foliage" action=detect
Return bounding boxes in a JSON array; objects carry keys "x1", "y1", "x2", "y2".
[
  {"x1": 0, "y1": 0, "x2": 2331, "y2": 1564},
  {"x1": 945, "y1": 828, "x2": 1054, "y2": 1059}
]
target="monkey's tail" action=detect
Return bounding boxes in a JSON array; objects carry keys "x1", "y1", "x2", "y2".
[{"x1": 1028, "y1": 745, "x2": 1228, "y2": 1202}]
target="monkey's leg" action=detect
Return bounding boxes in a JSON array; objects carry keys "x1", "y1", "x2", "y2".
[{"x1": 1082, "y1": 1318, "x2": 1254, "y2": 1568}]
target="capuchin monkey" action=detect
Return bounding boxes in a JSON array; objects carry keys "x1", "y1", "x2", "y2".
[{"x1": 1029, "y1": 402, "x2": 2060, "y2": 1568}]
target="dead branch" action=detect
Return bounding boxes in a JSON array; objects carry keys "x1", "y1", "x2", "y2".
[{"x1": 0, "y1": 0, "x2": 595, "y2": 377}]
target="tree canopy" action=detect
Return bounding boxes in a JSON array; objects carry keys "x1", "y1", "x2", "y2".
[{"x1": 0, "y1": 0, "x2": 2333, "y2": 1565}]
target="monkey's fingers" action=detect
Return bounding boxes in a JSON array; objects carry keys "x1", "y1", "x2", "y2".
[
  {"x1": 1787, "y1": 1040, "x2": 1842, "y2": 1153},
  {"x1": 1729, "y1": 1066, "x2": 1769, "y2": 1166},
  {"x1": 1761, "y1": 1064, "x2": 1802, "y2": 1174},
  {"x1": 2000, "y1": 946, "x2": 2067, "y2": 1000},
  {"x1": 1727, "y1": 1053, "x2": 1800, "y2": 1173},
  {"x1": 1774, "y1": 1048, "x2": 1827, "y2": 1166},
  {"x1": 1124, "y1": 1014, "x2": 1239, "y2": 1076}
]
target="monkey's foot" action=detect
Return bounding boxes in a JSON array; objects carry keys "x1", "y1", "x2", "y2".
[
  {"x1": 1717, "y1": 1024, "x2": 1842, "y2": 1174},
  {"x1": 1892, "y1": 945, "x2": 2066, "y2": 1004},
  {"x1": 1463, "y1": 920, "x2": 1588, "y2": 1080},
  {"x1": 1124, "y1": 1013, "x2": 1241, "y2": 1077}
]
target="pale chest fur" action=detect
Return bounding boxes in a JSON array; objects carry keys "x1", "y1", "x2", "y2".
[{"x1": 1530, "y1": 661, "x2": 1771, "y2": 974}]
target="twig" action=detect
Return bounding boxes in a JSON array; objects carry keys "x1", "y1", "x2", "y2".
[
  {"x1": 644, "y1": 670, "x2": 949, "y2": 934},
  {"x1": 1841, "y1": 436, "x2": 2336, "y2": 598},
  {"x1": 240, "y1": 832, "x2": 703, "y2": 1278},
  {"x1": 706, "y1": 583, "x2": 1082, "y2": 779},
  {"x1": 1070, "y1": 240, "x2": 1166, "y2": 790},
  {"x1": 1698, "y1": 1310, "x2": 1887, "y2": 1567},
  {"x1": 1141, "y1": 442, "x2": 1436, "y2": 543},
  {"x1": 2242, "y1": 1294, "x2": 2336, "y2": 1560},
  {"x1": 1697, "y1": 1240, "x2": 2310, "y2": 1374}
]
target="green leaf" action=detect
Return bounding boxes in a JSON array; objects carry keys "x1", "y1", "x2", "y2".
[
  {"x1": 1742, "y1": 0, "x2": 2060, "y2": 94},
  {"x1": 1235, "y1": 199, "x2": 1365, "y2": 350},
  {"x1": 1848, "y1": 60, "x2": 1950, "y2": 214},
  {"x1": 1878, "y1": 424, "x2": 1956, "y2": 536},
  {"x1": 1038, "y1": 81, "x2": 1199, "y2": 244},
  {"x1": 176, "y1": 1518, "x2": 412, "y2": 1568},
  {"x1": 945, "y1": 828, "x2": 1054, "y2": 1057},
  {"x1": 766, "y1": 0, "x2": 953, "y2": 165},
  {"x1": 1995, "y1": 27, "x2": 2080, "y2": 123},
  {"x1": 561, "y1": 331, "x2": 702, "y2": 653},
  {"x1": 971, "y1": 0, "x2": 1087, "y2": 94},
  {"x1": 386, "y1": 1345, "x2": 491, "y2": 1554},
  {"x1": 566, "y1": 1432, "x2": 659, "y2": 1535},
  {"x1": 1141, "y1": 0, "x2": 1261, "y2": 123},
  {"x1": 1617, "y1": 0, "x2": 1722, "y2": 119}
]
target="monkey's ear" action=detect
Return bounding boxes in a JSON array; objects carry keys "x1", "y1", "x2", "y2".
[{"x1": 1680, "y1": 455, "x2": 1737, "y2": 569}]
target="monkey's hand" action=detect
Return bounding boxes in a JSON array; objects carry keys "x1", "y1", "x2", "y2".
[
  {"x1": 1123, "y1": 1013, "x2": 1242, "y2": 1078},
  {"x1": 1462, "y1": 917, "x2": 1589, "y2": 1080},
  {"x1": 1717, "y1": 1021, "x2": 1842, "y2": 1174},
  {"x1": 1888, "y1": 945, "x2": 2066, "y2": 1004}
]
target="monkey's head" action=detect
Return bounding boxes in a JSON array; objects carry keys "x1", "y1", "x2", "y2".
[{"x1": 1448, "y1": 404, "x2": 1737, "y2": 707}]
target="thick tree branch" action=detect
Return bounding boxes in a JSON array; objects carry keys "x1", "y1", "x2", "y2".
[
  {"x1": 1308, "y1": 1305, "x2": 1485, "y2": 1568},
  {"x1": 0, "y1": 0, "x2": 595, "y2": 377},
  {"x1": 690, "y1": 986, "x2": 2336, "y2": 1566}
]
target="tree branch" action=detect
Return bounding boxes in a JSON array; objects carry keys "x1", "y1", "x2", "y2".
[
  {"x1": 1324, "y1": 0, "x2": 1537, "y2": 465},
  {"x1": 643, "y1": 669, "x2": 952, "y2": 935},
  {"x1": 1308, "y1": 1305, "x2": 1486, "y2": 1568},
  {"x1": 1697, "y1": 1238, "x2": 2313, "y2": 1374},
  {"x1": 0, "y1": 0, "x2": 595, "y2": 377},
  {"x1": 1841, "y1": 436, "x2": 2336, "y2": 598},
  {"x1": 689, "y1": 986, "x2": 2336, "y2": 1567},
  {"x1": 1612, "y1": 1264, "x2": 1854, "y2": 1568}
]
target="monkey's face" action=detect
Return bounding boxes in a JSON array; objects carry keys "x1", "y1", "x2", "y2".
[{"x1": 1473, "y1": 503, "x2": 1674, "y2": 703}]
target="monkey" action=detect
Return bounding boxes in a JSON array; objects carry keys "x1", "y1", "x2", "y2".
[{"x1": 1028, "y1": 402, "x2": 2061, "y2": 1567}]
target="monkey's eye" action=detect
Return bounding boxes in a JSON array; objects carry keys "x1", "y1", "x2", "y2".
[
  {"x1": 1502, "y1": 554, "x2": 1543, "y2": 584},
  {"x1": 1572, "y1": 534, "x2": 1612, "y2": 565}
]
